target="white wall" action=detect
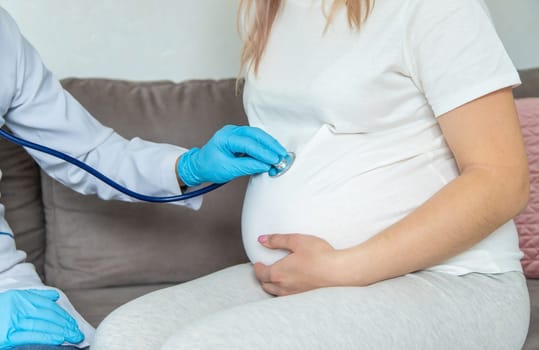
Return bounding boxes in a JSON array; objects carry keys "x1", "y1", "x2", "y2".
[
  {"x1": 486, "y1": 0, "x2": 539, "y2": 69},
  {"x1": 0, "y1": 0, "x2": 537, "y2": 81},
  {"x1": 0, "y1": 0, "x2": 242, "y2": 81}
]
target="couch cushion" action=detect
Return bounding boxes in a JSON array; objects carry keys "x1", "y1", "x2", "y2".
[
  {"x1": 515, "y1": 98, "x2": 539, "y2": 279},
  {"x1": 515, "y1": 68, "x2": 539, "y2": 99},
  {"x1": 0, "y1": 128, "x2": 46, "y2": 279},
  {"x1": 43, "y1": 78, "x2": 249, "y2": 289}
]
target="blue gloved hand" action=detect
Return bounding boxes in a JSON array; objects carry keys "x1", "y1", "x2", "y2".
[
  {"x1": 0, "y1": 289, "x2": 84, "y2": 350},
  {"x1": 177, "y1": 125, "x2": 288, "y2": 187}
]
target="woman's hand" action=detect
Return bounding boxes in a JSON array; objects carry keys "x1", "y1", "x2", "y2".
[{"x1": 253, "y1": 234, "x2": 352, "y2": 296}]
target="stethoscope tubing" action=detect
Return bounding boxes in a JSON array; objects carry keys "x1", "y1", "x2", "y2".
[{"x1": 0, "y1": 128, "x2": 225, "y2": 203}]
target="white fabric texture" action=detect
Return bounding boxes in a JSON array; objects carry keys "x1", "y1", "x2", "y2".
[
  {"x1": 241, "y1": 0, "x2": 524, "y2": 274},
  {"x1": 0, "y1": 7, "x2": 200, "y2": 347}
]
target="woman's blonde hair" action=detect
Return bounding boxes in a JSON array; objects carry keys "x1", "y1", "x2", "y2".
[{"x1": 237, "y1": 0, "x2": 374, "y2": 75}]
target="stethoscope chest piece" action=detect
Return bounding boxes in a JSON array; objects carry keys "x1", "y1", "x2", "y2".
[{"x1": 269, "y1": 152, "x2": 295, "y2": 177}]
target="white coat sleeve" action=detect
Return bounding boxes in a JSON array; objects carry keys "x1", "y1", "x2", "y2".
[{"x1": 2, "y1": 10, "x2": 202, "y2": 209}]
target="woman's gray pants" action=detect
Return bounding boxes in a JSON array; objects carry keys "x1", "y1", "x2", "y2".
[{"x1": 92, "y1": 263, "x2": 530, "y2": 350}]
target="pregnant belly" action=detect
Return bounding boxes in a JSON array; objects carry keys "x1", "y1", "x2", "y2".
[{"x1": 241, "y1": 148, "x2": 454, "y2": 265}]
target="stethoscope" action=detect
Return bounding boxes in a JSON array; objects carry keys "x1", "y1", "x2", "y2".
[{"x1": 0, "y1": 128, "x2": 295, "y2": 203}]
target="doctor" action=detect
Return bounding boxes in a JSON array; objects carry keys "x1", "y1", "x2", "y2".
[{"x1": 0, "y1": 7, "x2": 287, "y2": 350}]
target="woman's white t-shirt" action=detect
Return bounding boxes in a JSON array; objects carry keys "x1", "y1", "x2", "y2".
[{"x1": 241, "y1": 0, "x2": 524, "y2": 275}]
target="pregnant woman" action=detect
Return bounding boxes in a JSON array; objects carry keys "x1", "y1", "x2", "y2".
[{"x1": 94, "y1": 0, "x2": 531, "y2": 348}]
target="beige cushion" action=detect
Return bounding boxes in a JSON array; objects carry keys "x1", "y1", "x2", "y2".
[
  {"x1": 64, "y1": 284, "x2": 175, "y2": 327},
  {"x1": 43, "y1": 78, "x2": 249, "y2": 289}
]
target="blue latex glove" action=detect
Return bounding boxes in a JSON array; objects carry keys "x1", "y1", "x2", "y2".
[
  {"x1": 178, "y1": 125, "x2": 288, "y2": 187},
  {"x1": 0, "y1": 289, "x2": 84, "y2": 350}
]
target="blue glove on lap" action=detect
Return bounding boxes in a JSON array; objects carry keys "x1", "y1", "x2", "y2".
[
  {"x1": 177, "y1": 125, "x2": 288, "y2": 187},
  {"x1": 0, "y1": 289, "x2": 84, "y2": 350}
]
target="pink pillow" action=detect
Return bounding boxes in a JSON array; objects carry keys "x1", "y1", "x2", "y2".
[{"x1": 514, "y1": 98, "x2": 539, "y2": 279}]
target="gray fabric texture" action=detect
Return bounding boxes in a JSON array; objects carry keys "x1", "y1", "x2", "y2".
[
  {"x1": 63, "y1": 283, "x2": 175, "y2": 327},
  {"x1": 515, "y1": 68, "x2": 539, "y2": 99},
  {"x1": 42, "y1": 78, "x2": 249, "y2": 290},
  {"x1": 93, "y1": 264, "x2": 530, "y2": 350},
  {"x1": 0, "y1": 127, "x2": 46, "y2": 280},
  {"x1": 525, "y1": 279, "x2": 539, "y2": 350}
]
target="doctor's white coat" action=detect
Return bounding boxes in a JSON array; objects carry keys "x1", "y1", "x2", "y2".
[{"x1": 0, "y1": 8, "x2": 200, "y2": 347}]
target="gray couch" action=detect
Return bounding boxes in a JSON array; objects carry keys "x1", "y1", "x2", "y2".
[{"x1": 0, "y1": 69, "x2": 537, "y2": 349}]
